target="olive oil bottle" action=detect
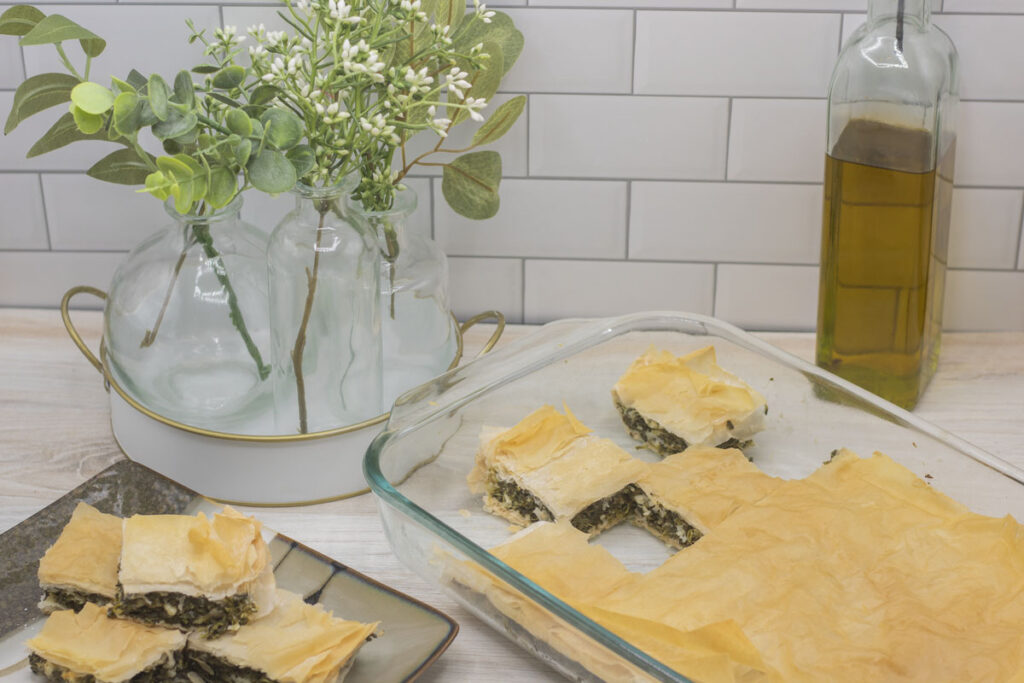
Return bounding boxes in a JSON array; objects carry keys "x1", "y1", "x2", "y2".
[{"x1": 816, "y1": 0, "x2": 959, "y2": 410}]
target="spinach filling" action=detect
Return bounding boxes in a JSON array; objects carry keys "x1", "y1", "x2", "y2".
[
  {"x1": 633, "y1": 493, "x2": 703, "y2": 549},
  {"x1": 487, "y1": 475, "x2": 554, "y2": 524},
  {"x1": 41, "y1": 588, "x2": 112, "y2": 612},
  {"x1": 615, "y1": 402, "x2": 751, "y2": 455},
  {"x1": 570, "y1": 484, "x2": 642, "y2": 534},
  {"x1": 110, "y1": 587, "x2": 256, "y2": 639},
  {"x1": 184, "y1": 649, "x2": 275, "y2": 683},
  {"x1": 29, "y1": 650, "x2": 180, "y2": 683}
]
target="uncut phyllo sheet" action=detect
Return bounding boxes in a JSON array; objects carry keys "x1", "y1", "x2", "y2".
[
  {"x1": 612, "y1": 346, "x2": 767, "y2": 455},
  {"x1": 467, "y1": 405, "x2": 646, "y2": 534},
  {"x1": 27, "y1": 602, "x2": 186, "y2": 683},
  {"x1": 37, "y1": 502, "x2": 122, "y2": 613},
  {"x1": 111, "y1": 506, "x2": 276, "y2": 637},
  {"x1": 184, "y1": 589, "x2": 380, "y2": 683}
]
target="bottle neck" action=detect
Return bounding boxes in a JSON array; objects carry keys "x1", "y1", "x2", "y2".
[{"x1": 868, "y1": 0, "x2": 930, "y2": 26}]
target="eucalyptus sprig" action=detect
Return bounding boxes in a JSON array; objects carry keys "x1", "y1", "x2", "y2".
[{"x1": 246, "y1": 0, "x2": 524, "y2": 219}]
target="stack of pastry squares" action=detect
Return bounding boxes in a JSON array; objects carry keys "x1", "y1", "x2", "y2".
[{"x1": 28, "y1": 504, "x2": 378, "y2": 683}]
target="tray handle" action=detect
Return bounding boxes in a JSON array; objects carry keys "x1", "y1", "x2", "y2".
[
  {"x1": 60, "y1": 285, "x2": 108, "y2": 376},
  {"x1": 459, "y1": 310, "x2": 505, "y2": 359}
]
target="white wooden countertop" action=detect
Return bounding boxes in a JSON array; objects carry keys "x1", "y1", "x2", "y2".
[{"x1": 2, "y1": 308, "x2": 1023, "y2": 682}]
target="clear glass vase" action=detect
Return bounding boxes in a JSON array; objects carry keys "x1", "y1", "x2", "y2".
[
  {"x1": 104, "y1": 197, "x2": 272, "y2": 430},
  {"x1": 816, "y1": 0, "x2": 958, "y2": 410},
  {"x1": 268, "y1": 176, "x2": 383, "y2": 434},
  {"x1": 349, "y1": 188, "x2": 459, "y2": 407}
]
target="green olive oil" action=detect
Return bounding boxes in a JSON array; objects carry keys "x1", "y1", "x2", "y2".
[{"x1": 816, "y1": 119, "x2": 954, "y2": 410}]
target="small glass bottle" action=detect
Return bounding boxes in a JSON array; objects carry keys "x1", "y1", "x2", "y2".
[
  {"x1": 105, "y1": 197, "x2": 272, "y2": 430},
  {"x1": 816, "y1": 0, "x2": 958, "y2": 410},
  {"x1": 349, "y1": 188, "x2": 459, "y2": 408},
  {"x1": 267, "y1": 176, "x2": 383, "y2": 434}
]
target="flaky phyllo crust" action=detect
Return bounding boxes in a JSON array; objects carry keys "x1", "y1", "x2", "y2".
[
  {"x1": 27, "y1": 602, "x2": 186, "y2": 682},
  {"x1": 118, "y1": 506, "x2": 274, "y2": 609},
  {"x1": 468, "y1": 405, "x2": 645, "y2": 531},
  {"x1": 37, "y1": 503, "x2": 122, "y2": 607},
  {"x1": 612, "y1": 346, "x2": 766, "y2": 452},
  {"x1": 186, "y1": 589, "x2": 379, "y2": 683}
]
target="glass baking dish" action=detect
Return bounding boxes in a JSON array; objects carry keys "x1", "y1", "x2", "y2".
[{"x1": 364, "y1": 312, "x2": 1024, "y2": 682}]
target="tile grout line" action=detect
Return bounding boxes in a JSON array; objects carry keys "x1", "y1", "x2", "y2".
[
  {"x1": 1015, "y1": 192, "x2": 1024, "y2": 270},
  {"x1": 37, "y1": 174, "x2": 52, "y2": 250},
  {"x1": 629, "y1": 9, "x2": 637, "y2": 95},
  {"x1": 624, "y1": 180, "x2": 631, "y2": 259},
  {"x1": 723, "y1": 97, "x2": 733, "y2": 180},
  {"x1": 524, "y1": 95, "x2": 531, "y2": 176},
  {"x1": 520, "y1": 258, "x2": 527, "y2": 323},
  {"x1": 711, "y1": 262, "x2": 719, "y2": 317}
]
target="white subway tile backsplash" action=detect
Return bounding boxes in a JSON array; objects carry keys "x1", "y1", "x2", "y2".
[
  {"x1": 529, "y1": 0, "x2": 729, "y2": 7},
  {"x1": 956, "y1": 102, "x2": 1024, "y2": 188},
  {"x1": 737, "y1": 0, "x2": 864, "y2": 9},
  {"x1": 435, "y1": 179, "x2": 627, "y2": 258},
  {"x1": 220, "y1": 6, "x2": 292, "y2": 34},
  {"x1": 629, "y1": 182, "x2": 822, "y2": 263},
  {"x1": 634, "y1": 12, "x2": 839, "y2": 97},
  {"x1": 500, "y1": 10, "x2": 633, "y2": 94},
  {"x1": 934, "y1": 15, "x2": 1024, "y2": 101},
  {"x1": 0, "y1": 36, "x2": 23, "y2": 89},
  {"x1": 397, "y1": 93, "x2": 528, "y2": 179},
  {"x1": 448, "y1": 257, "x2": 523, "y2": 323},
  {"x1": 22, "y1": 6, "x2": 221, "y2": 80},
  {"x1": 529, "y1": 95, "x2": 728, "y2": 180},
  {"x1": 523, "y1": 259, "x2": 714, "y2": 323},
  {"x1": 0, "y1": 174, "x2": 48, "y2": 249},
  {"x1": 714, "y1": 264, "x2": 819, "y2": 331},
  {"x1": 945, "y1": 270, "x2": 1024, "y2": 331},
  {"x1": 0, "y1": 92, "x2": 106, "y2": 172},
  {"x1": 728, "y1": 99, "x2": 827, "y2": 182},
  {"x1": 42, "y1": 174, "x2": 168, "y2": 251},
  {"x1": 948, "y1": 189, "x2": 1022, "y2": 270},
  {"x1": 944, "y1": 0, "x2": 1024, "y2": 13},
  {"x1": 0, "y1": 251, "x2": 124, "y2": 307}
]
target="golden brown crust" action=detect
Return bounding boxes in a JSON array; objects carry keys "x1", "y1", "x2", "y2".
[{"x1": 37, "y1": 503, "x2": 122, "y2": 600}]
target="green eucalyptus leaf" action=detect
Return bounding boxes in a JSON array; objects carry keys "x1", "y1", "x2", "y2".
[
  {"x1": 286, "y1": 145, "x2": 315, "y2": 179},
  {"x1": 170, "y1": 127, "x2": 199, "y2": 146},
  {"x1": 19, "y1": 13, "x2": 105, "y2": 57},
  {"x1": 190, "y1": 64, "x2": 219, "y2": 75},
  {"x1": 110, "y1": 77, "x2": 136, "y2": 94},
  {"x1": 26, "y1": 111, "x2": 110, "y2": 158},
  {"x1": 259, "y1": 108, "x2": 303, "y2": 150},
  {"x1": 4, "y1": 72, "x2": 78, "y2": 134},
  {"x1": 86, "y1": 147, "x2": 154, "y2": 185},
  {"x1": 155, "y1": 154, "x2": 205, "y2": 211},
  {"x1": 206, "y1": 166, "x2": 237, "y2": 208},
  {"x1": 248, "y1": 84, "x2": 278, "y2": 106},
  {"x1": 247, "y1": 149, "x2": 296, "y2": 194},
  {"x1": 147, "y1": 74, "x2": 170, "y2": 121},
  {"x1": 453, "y1": 11, "x2": 523, "y2": 77},
  {"x1": 471, "y1": 95, "x2": 525, "y2": 147},
  {"x1": 225, "y1": 109, "x2": 252, "y2": 137},
  {"x1": 435, "y1": 0, "x2": 465, "y2": 35},
  {"x1": 125, "y1": 69, "x2": 147, "y2": 91},
  {"x1": 111, "y1": 90, "x2": 141, "y2": 136},
  {"x1": 234, "y1": 138, "x2": 252, "y2": 167},
  {"x1": 151, "y1": 110, "x2": 197, "y2": 140},
  {"x1": 70, "y1": 81, "x2": 114, "y2": 115},
  {"x1": 211, "y1": 65, "x2": 245, "y2": 90},
  {"x1": 172, "y1": 71, "x2": 194, "y2": 108},
  {"x1": 143, "y1": 170, "x2": 172, "y2": 201},
  {"x1": 441, "y1": 150, "x2": 501, "y2": 220},
  {"x1": 136, "y1": 99, "x2": 158, "y2": 128},
  {"x1": 452, "y1": 41, "x2": 503, "y2": 125},
  {"x1": 250, "y1": 119, "x2": 264, "y2": 139},
  {"x1": 208, "y1": 92, "x2": 240, "y2": 109},
  {"x1": 162, "y1": 139, "x2": 182, "y2": 155},
  {"x1": 70, "y1": 104, "x2": 104, "y2": 134},
  {"x1": 0, "y1": 5, "x2": 45, "y2": 37}
]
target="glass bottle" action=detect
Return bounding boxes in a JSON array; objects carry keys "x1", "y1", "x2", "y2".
[
  {"x1": 267, "y1": 175, "x2": 383, "y2": 434},
  {"x1": 816, "y1": 0, "x2": 958, "y2": 410},
  {"x1": 104, "y1": 196, "x2": 272, "y2": 430},
  {"x1": 349, "y1": 188, "x2": 459, "y2": 408}
]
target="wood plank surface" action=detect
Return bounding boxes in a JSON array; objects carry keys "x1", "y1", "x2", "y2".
[{"x1": 1, "y1": 308, "x2": 1022, "y2": 682}]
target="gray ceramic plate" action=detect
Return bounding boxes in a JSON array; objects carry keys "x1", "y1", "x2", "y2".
[{"x1": 0, "y1": 460, "x2": 458, "y2": 682}]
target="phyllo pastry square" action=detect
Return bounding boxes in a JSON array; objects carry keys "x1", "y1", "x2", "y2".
[
  {"x1": 184, "y1": 589, "x2": 379, "y2": 683},
  {"x1": 27, "y1": 602, "x2": 186, "y2": 683},
  {"x1": 612, "y1": 346, "x2": 767, "y2": 456},
  {"x1": 468, "y1": 405, "x2": 646, "y2": 534},
  {"x1": 37, "y1": 502, "x2": 122, "y2": 613},
  {"x1": 633, "y1": 447, "x2": 783, "y2": 549},
  {"x1": 112, "y1": 507, "x2": 275, "y2": 637}
]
